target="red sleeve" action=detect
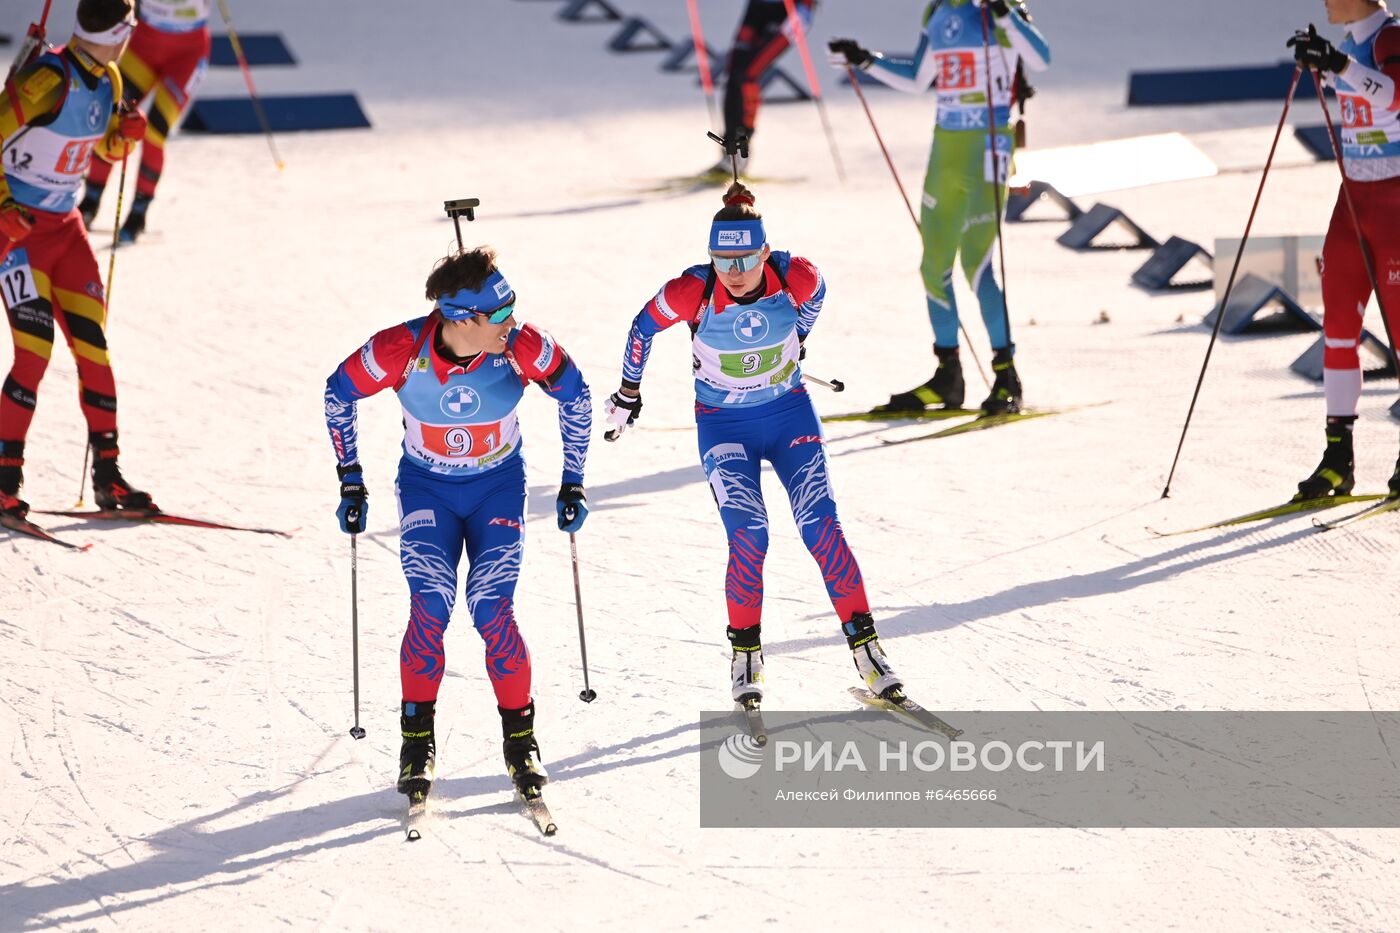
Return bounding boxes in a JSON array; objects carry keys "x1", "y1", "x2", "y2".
[
  {"x1": 338, "y1": 322, "x2": 416, "y2": 398},
  {"x1": 644, "y1": 273, "x2": 707, "y2": 330},
  {"x1": 782, "y1": 255, "x2": 823, "y2": 306},
  {"x1": 510, "y1": 323, "x2": 566, "y2": 382}
]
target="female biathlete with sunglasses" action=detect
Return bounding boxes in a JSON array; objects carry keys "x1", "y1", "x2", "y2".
[
  {"x1": 323, "y1": 246, "x2": 592, "y2": 805},
  {"x1": 603, "y1": 183, "x2": 905, "y2": 715}
]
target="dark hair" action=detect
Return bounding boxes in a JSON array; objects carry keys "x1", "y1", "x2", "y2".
[
  {"x1": 424, "y1": 246, "x2": 498, "y2": 300},
  {"x1": 77, "y1": 0, "x2": 133, "y2": 33},
  {"x1": 713, "y1": 181, "x2": 762, "y2": 223}
]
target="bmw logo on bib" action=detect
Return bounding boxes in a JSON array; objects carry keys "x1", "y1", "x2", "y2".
[
  {"x1": 733, "y1": 309, "x2": 770, "y2": 345},
  {"x1": 439, "y1": 385, "x2": 481, "y2": 418},
  {"x1": 942, "y1": 16, "x2": 962, "y2": 42},
  {"x1": 88, "y1": 100, "x2": 104, "y2": 130}
]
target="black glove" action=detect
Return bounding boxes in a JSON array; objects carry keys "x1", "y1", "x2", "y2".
[
  {"x1": 603, "y1": 387, "x2": 642, "y2": 441},
  {"x1": 827, "y1": 38, "x2": 873, "y2": 71},
  {"x1": 556, "y1": 483, "x2": 588, "y2": 533},
  {"x1": 336, "y1": 463, "x2": 368, "y2": 534},
  {"x1": 986, "y1": 0, "x2": 1011, "y2": 17},
  {"x1": 798, "y1": 332, "x2": 807, "y2": 361},
  {"x1": 1288, "y1": 25, "x2": 1348, "y2": 74}
]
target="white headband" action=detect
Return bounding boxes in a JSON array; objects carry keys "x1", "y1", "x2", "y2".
[{"x1": 73, "y1": 13, "x2": 136, "y2": 45}]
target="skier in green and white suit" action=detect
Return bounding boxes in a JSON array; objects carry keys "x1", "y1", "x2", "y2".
[{"x1": 830, "y1": 0, "x2": 1050, "y2": 413}]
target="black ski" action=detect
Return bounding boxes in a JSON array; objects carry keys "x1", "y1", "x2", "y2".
[
  {"x1": 736, "y1": 696, "x2": 768, "y2": 746},
  {"x1": 849, "y1": 686, "x2": 963, "y2": 739},
  {"x1": 37, "y1": 508, "x2": 294, "y2": 537},
  {"x1": 0, "y1": 513, "x2": 91, "y2": 550}
]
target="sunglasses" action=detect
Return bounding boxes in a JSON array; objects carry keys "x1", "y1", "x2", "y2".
[
  {"x1": 439, "y1": 297, "x2": 516, "y2": 324},
  {"x1": 710, "y1": 251, "x2": 765, "y2": 274}
]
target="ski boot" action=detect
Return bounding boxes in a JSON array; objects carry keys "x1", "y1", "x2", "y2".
[
  {"x1": 980, "y1": 346, "x2": 1022, "y2": 415},
  {"x1": 89, "y1": 431, "x2": 158, "y2": 511},
  {"x1": 397, "y1": 700, "x2": 436, "y2": 798},
  {"x1": 728, "y1": 623, "x2": 765, "y2": 705},
  {"x1": 117, "y1": 194, "x2": 151, "y2": 244},
  {"x1": 844, "y1": 611, "x2": 903, "y2": 700},
  {"x1": 1389, "y1": 449, "x2": 1400, "y2": 499},
  {"x1": 501, "y1": 701, "x2": 548, "y2": 796},
  {"x1": 1293, "y1": 416, "x2": 1356, "y2": 501},
  {"x1": 0, "y1": 440, "x2": 28, "y2": 520},
  {"x1": 78, "y1": 185, "x2": 103, "y2": 230},
  {"x1": 878, "y1": 345, "x2": 965, "y2": 412}
]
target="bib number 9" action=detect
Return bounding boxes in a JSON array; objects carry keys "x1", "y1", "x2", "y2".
[{"x1": 720, "y1": 345, "x2": 785, "y2": 379}]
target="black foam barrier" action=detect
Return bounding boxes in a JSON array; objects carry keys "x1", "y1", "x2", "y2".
[
  {"x1": 183, "y1": 94, "x2": 370, "y2": 133},
  {"x1": 1202, "y1": 273, "x2": 1319, "y2": 335}
]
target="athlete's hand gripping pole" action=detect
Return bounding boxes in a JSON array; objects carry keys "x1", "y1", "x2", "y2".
[
  {"x1": 838, "y1": 61, "x2": 991, "y2": 391},
  {"x1": 780, "y1": 0, "x2": 845, "y2": 183},
  {"x1": 1161, "y1": 67, "x2": 1302, "y2": 499},
  {"x1": 214, "y1": 0, "x2": 284, "y2": 171},
  {"x1": 1311, "y1": 58, "x2": 1400, "y2": 383},
  {"x1": 570, "y1": 533, "x2": 597, "y2": 703}
]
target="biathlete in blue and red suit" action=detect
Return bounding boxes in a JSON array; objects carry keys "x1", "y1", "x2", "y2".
[
  {"x1": 708, "y1": 0, "x2": 815, "y2": 177},
  {"x1": 602, "y1": 182, "x2": 904, "y2": 711},
  {"x1": 324, "y1": 246, "x2": 592, "y2": 801},
  {"x1": 81, "y1": 0, "x2": 213, "y2": 242}
]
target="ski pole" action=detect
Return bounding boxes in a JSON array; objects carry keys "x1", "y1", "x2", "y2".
[
  {"x1": 73, "y1": 137, "x2": 131, "y2": 508},
  {"x1": 569, "y1": 532, "x2": 597, "y2": 703},
  {"x1": 978, "y1": 4, "x2": 1014, "y2": 355},
  {"x1": 214, "y1": 0, "x2": 284, "y2": 171},
  {"x1": 843, "y1": 64, "x2": 991, "y2": 391},
  {"x1": 1312, "y1": 72, "x2": 1400, "y2": 380},
  {"x1": 1161, "y1": 67, "x2": 1302, "y2": 498},
  {"x1": 684, "y1": 0, "x2": 719, "y2": 132},
  {"x1": 803, "y1": 373, "x2": 845, "y2": 392},
  {"x1": 349, "y1": 532, "x2": 365, "y2": 739},
  {"x1": 779, "y1": 0, "x2": 845, "y2": 183}
]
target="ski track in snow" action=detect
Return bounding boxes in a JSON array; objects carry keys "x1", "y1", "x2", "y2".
[{"x1": 3, "y1": 0, "x2": 1400, "y2": 930}]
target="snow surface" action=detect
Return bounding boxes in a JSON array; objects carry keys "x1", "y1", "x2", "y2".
[{"x1": 3, "y1": 1, "x2": 1400, "y2": 930}]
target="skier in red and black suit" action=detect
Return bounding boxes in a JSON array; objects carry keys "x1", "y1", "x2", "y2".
[
  {"x1": 1287, "y1": 0, "x2": 1400, "y2": 500},
  {"x1": 0, "y1": 0, "x2": 154, "y2": 521},
  {"x1": 80, "y1": 0, "x2": 212, "y2": 243},
  {"x1": 706, "y1": 0, "x2": 815, "y2": 178}
]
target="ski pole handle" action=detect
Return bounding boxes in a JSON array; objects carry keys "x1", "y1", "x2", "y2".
[{"x1": 803, "y1": 373, "x2": 845, "y2": 392}]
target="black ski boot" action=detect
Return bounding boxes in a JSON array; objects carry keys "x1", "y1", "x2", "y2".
[
  {"x1": 78, "y1": 184, "x2": 103, "y2": 230},
  {"x1": 728, "y1": 623, "x2": 764, "y2": 704},
  {"x1": 501, "y1": 701, "x2": 548, "y2": 796},
  {"x1": 1388, "y1": 448, "x2": 1400, "y2": 499},
  {"x1": 878, "y1": 345, "x2": 965, "y2": 412},
  {"x1": 89, "y1": 431, "x2": 158, "y2": 511},
  {"x1": 0, "y1": 440, "x2": 28, "y2": 520},
  {"x1": 980, "y1": 346, "x2": 1022, "y2": 415},
  {"x1": 397, "y1": 700, "x2": 436, "y2": 797},
  {"x1": 117, "y1": 194, "x2": 151, "y2": 244},
  {"x1": 844, "y1": 611, "x2": 903, "y2": 700},
  {"x1": 1294, "y1": 416, "x2": 1356, "y2": 501}
]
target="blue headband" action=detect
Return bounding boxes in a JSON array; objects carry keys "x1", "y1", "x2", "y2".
[
  {"x1": 435, "y1": 270, "x2": 514, "y2": 321},
  {"x1": 709, "y1": 219, "x2": 767, "y2": 253}
]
